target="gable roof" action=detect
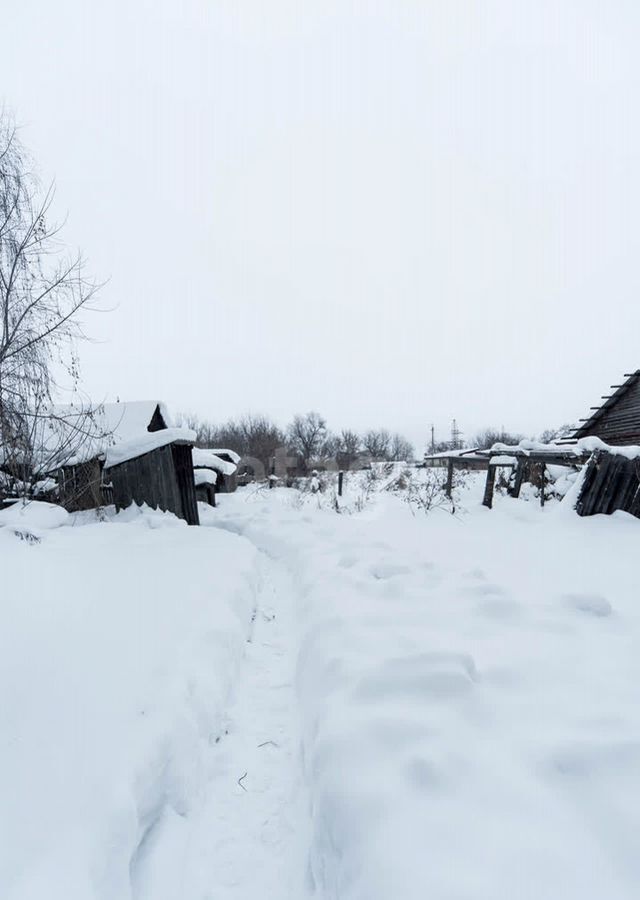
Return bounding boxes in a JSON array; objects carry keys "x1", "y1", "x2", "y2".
[
  {"x1": 98, "y1": 401, "x2": 171, "y2": 440},
  {"x1": 39, "y1": 401, "x2": 172, "y2": 470},
  {"x1": 573, "y1": 370, "x2": 640, "y2": 439}
]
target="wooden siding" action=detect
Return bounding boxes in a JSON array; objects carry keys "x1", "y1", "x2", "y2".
[
  {"x1": 574, "y1": 372, "x2": 640, "y2": 445},
  {"x1": 195, "y1": 483, "x2": 216, "y2": 506},
  {"x1": 171, "y1": 443, "x2": 200, "y2": 524},
  {"x1": 576, "y1": 450, "x2": 640, "y2": 517},
  {"x1": 109, "y1": 443, "x2": 199, "y2": 525},
  {"x1": 58, "y1": 459, "x2": 102, "y2": 512}
]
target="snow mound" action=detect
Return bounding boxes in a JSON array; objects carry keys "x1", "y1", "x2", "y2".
[
  {"x1": 0, "y1": 500, "x2": 69, "y2": 531},
  {"x1": 0, "y1": 512, "x2": 262, "y2": 899}
]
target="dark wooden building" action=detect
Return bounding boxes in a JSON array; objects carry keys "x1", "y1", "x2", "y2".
[
  {"x1": 192, "y1": 448, "x2": 239, "y2": 494},
  {"x1": 194, "y1": 468, "x2": 217, "y2": 507},
  {"x1": 58, "y1": 458, "x2": 104, "y2": 512},
  {"x1": 573, "y1": 370, "x2": 640, "y2": 445},
  {"x1": 54, "y1": 401, "x2": 171, "y2": 512},
  {"x1": 104, "y1": 430, "x2": 199, "y2": 525}
]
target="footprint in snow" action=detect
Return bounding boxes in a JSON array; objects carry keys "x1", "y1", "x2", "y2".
[
  {"x1": 369, "y1": 561, "x2": 411, "y2": 580},
  {"x1": 562, "y1": 593, "x2": 613, "y2": 618},
  {"x1": 476, "y1": 597, "x2": 522, "y2": 620},
  {"x1": 466, "y1": 581, "x2": 507, "y2": 597},
  {"x1": 549, "y1": 739, "x2": 640, "y2": 777},
  {"x1": 354, "y1": 651, "x2": 478, "y2": 703},
  {"x1": 338, "y1": 554, "x2": 358, "y2": 569},
  {"x1": 464, "y1": 567, "x2": 488, "y2": 581}
]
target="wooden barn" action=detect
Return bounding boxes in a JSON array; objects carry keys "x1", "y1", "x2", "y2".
[
  {"x1": 103, "y1": 429, "x2": 199, "y2": 525},
  {"x1": 572, "y1": 370, "x2": 640, "y2": 445}
]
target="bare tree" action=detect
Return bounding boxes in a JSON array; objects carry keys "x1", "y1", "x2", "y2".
[
  {"x1": 0, "y1": 112, "x2": 100, "y2": 492},
  {"x1": 237, "y1": 414, "x2": 285, "y2": 473},
  {"x1": 389, "y1": 433, "x2": 414, "y2": 462},
  {"x1": 336, "y1": 429, "x2": 361, "y2": 470},
  {"x1": 539, "y1": 424, "x2": 578, "y2": 444},
  {"x1": 176, "y1": 411, "x2": 285, "y2": 476},
  {"x1": 472, "y1": 427, "x2": 526, "y2": 449},
  {"x1": 362, "y1": 428, "x2": 392, "y2": 460},
  {"x1": 287, "y1": 411, "x2": 328, "y2": 473}
]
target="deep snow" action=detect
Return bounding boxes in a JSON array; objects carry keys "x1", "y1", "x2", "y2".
[
  {"x1": 2, "y1": 477, "x2": 640, "y2": 899},
  {"x1": 215, "y1": 478, "x2": 640, "y2": 900}
]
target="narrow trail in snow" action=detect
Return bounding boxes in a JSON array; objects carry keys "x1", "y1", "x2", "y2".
[{"x1": 180, "y1": 556, "x2": 308, "y2": 900}]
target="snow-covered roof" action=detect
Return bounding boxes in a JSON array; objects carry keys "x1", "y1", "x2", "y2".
[
  {"x1": 192, "y1": 448, "x2": 238, "y2": 476},
  {"x1": 424, "y1": 447, "x2": 481, "y2": 459},
  {"x1": 485, "y1": 440, "x2": 589, "y2": 458},
  {"x1": 98, "y1": 401, "x2": 172, "y2": 440},
  {"x1": 194, "y1": 468, "x2": 218, "y2": 486},
  {"x1": 575, "y1": 436, "x2": 640, "y2": 460},
  {"x1": 103, "y1": 428, "x2": 196, "y2": 470},
  {"x1": 35, "y1": 401, "x2": 173, "y2": 470},
  {"x1": 423, "y1": 447, "x2": 486, "y2": 464},
  {"x1": 209, "y1": 448, "x2": 241, "y2": 465}
]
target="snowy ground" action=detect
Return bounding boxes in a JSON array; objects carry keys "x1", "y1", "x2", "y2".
[{"x1": 2, "y1": 476, "x2": 640, "y2": 899}]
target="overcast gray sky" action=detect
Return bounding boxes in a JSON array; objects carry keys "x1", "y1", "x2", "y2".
[{"x1": 3, "y1": 1, "x2": 640, "y2": 450}]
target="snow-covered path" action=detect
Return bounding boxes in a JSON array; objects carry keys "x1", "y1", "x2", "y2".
[
  {"x1": 215, "y1": 486, "x2": 640, "y2": 900},
  {"x1": 177, "y1": 558, "x2": 308, "y2": 900},
  {"x1": 1, "y1": 506, "x2": 310, "y2": 900},
  {"x1": 125, "y1": 543, "x2": 309, "y2": 900}
]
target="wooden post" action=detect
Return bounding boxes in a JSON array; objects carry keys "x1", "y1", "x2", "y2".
[
  {"x1": 338, "y1": 470, "x2": 344, "y2": 497},
  {"x1": 511, "y1": 460, "x2": 526, "y2": 498},
  {"x1": 539, "y1": 463, "x2": 546, "y2": 507},
  {"x1": 446, "y1": 459, "x2": 454, "y2": 498},
  {"x1": 482, "y1": 464, "x2": 496, "y2": 509}
]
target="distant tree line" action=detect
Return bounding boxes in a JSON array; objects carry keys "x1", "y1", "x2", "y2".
[
  {"x1": 428, "y1": 423, "x2": 579, "y2": 452},
  {"x1": 177, "y1": 410, "x2": 415, "y2": 476},
  {"x1": 471, "y1": 423, "x2": 578, "y2": 449}
]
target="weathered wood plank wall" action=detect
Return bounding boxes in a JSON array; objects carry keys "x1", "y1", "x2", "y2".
[
  {"x1": 109, "y1": 444, "x2": 199, "y2": 525},
  {"x1": 576, "y1": 450, "x2": 640, "y2": 517},
  {"x1": 576, "y1": 374, "x2": 640, "y2": 445}
]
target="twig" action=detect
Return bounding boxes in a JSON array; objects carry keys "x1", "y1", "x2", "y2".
[
  {"x1": 257, "y1": 740, "x2": 279, "y2": 749},
  {"x1": 237, "y1": 772, "x2": 248, "y2": 792}
]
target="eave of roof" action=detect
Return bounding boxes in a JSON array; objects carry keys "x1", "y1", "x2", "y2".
[{"x1": 573, "y1": 369, "x2": 640, "y2": 438}]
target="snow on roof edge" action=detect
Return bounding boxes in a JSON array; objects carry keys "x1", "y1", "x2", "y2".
[
  {"x1": 191, "y1": 448, "x2": 237, "y2": 475},
  {"x1": 194, "y1": 468, "x2": 218, "y2": 486},
  {"x1": 104, "y1": 428, "x2": 196, "y2": 469},
  {"x1": 209, "y1": 448, "x2": 241, "y2": 465}
]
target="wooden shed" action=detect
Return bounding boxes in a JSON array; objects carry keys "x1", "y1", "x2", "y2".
[
  {"x1": 52, "y1": 401, "x2": 172, "y2": 512},
  {"x1": 191, "y1": 448, "x2": 239, "y2": 494},
  {"x1": 194, "y1": 467, "x2": 217, "y2": 507},
  {"x1": 572, "y1": 370, "x2": 640, "y2": 445},
  {"x1": 103, "y1": 428, "x2": 199, "y2": 525}
]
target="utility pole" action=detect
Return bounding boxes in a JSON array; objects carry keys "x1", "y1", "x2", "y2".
[
  {"x1": 451, "y1": 419, "x2": 463, "y2": 450},
  {"x1": 430, "y1": 424, "x2": 435, "y2": 454}
]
